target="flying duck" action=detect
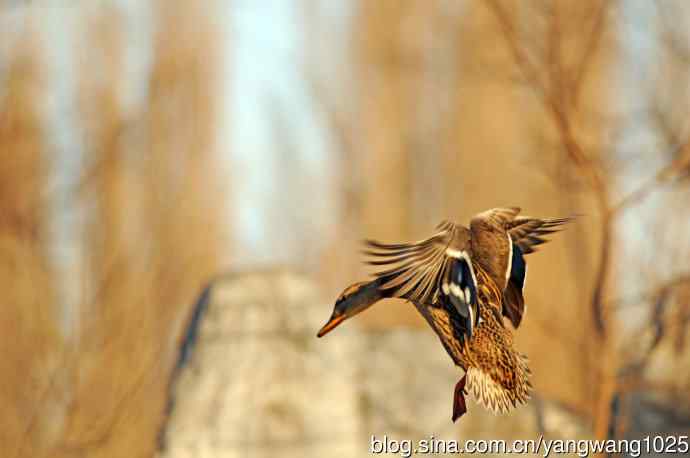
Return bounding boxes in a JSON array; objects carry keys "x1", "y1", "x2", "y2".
[{"x1": 317, "y1": 207, "x2": 572, "y2": 421}]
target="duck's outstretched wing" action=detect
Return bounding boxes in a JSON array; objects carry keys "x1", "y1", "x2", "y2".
[
  {"x1": 363, "y1": 221, "x2": 457, "y2": 304},
  {"x1": 507, "y1": 216, "x2": 574, "y2": 254},
  {"x1": 502, "y1": 215, "x2": 574, "y2": 328},
  {"x1": 364, "y1": 222, "x2": 479, "y2": 338}
]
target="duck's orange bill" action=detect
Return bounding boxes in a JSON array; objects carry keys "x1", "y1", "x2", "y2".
[{"x1": 317, "y1": 314, "x2": 346, "y2": 338}]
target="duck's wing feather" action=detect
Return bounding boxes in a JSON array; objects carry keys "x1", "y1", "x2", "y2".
[
  {"x1": 363, "y1": 221, "x2": 458, "y2": 304},
  {"x1": 507, "y1": 215, "x2": 574, "y2": 254},
  {"x1": 502, "y1": 215, "x2": 574, "y2": 328},
  {"x1": 503, "y1": 244, "x2": 526, "y2": 328},
  {"x1": 470, "y1": 207, "x2": 522, "y2": 227}
]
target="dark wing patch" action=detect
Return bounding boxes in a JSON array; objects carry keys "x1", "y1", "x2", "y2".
[
  {"x1": 507, "y1": 216, "x2": 574, "y2": 254},
  {"x1": 509, "y1": 244, "x2": 526, "y2": 290},
  {"x1": 502, "y1": 244, "x2": 526, "y2": 328},
  {"x1": 412, "y1": 301, "x2": 469, "y2": 369},
  {"x1": 442, "y1": 256, "x2": 479, "y2": 340}
]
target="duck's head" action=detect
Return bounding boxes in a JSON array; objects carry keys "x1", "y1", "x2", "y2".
[{"x1": 317, "y1": 279, "x2": 383, "y2": 338}]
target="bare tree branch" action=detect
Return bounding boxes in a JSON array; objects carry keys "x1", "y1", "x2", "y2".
[
  {"x1": 484, "y1": 0, "x2": 546, "y2": 96},
  {"x1": 610, "y1": 141, "x2": 690, "y2": 213},
  {"x1": 606, "y1": 273, "x2": 690, "y2": 310},
  {"x1": 570, "y1": 0, "x2": 613, "y2": 106}
]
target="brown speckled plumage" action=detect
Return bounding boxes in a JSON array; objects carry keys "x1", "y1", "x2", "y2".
[
  {"x1": 412, "y1": 262, "x2": 532, "y2": 414},
  {"x1": 317, "y1": 207, "x2": 572, "y2": 421}
]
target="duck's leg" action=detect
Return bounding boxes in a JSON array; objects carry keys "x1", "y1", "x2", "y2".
[{"x1": 452, "y1": 374, "x2": 468, "y2": 422}]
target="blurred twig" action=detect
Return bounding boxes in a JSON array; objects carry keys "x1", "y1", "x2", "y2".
[
  {"x1": 606, "y1": 273, "x2": 690, "y2": 311},
  {"x1": 610, "y1": 141, "x2": 690, "y2": 213},
  {"x1": 570, "y1": 0, "x2": 612, "y2": 107}
]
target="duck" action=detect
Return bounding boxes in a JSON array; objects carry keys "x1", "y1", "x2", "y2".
[{"x1": 317, "y1": 207, "x2": 572, "y2": 421}]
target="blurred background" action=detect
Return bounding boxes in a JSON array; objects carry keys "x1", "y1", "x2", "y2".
[{"x1": 1, "y1": 0, "x2": 690, "y2": 457}]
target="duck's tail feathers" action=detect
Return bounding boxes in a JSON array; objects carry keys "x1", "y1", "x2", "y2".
[{"x1": 465, "y1": 353, "x2": 532, "y2": 414}]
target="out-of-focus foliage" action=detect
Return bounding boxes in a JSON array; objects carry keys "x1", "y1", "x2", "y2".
[
  {"x1": 1, "y1": 0, "x2": 690, "y2": 456},
  {"x1": 0, "y1": 30, "x2": 63, "y2": 458},
  {"x1": 0, "y1": 2, "x2": 224, "y2": 457}
]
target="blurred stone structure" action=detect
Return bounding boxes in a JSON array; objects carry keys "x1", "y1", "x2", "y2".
[{"x1": 159, "y1": 272, "x2": 590, "y2": 458}]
